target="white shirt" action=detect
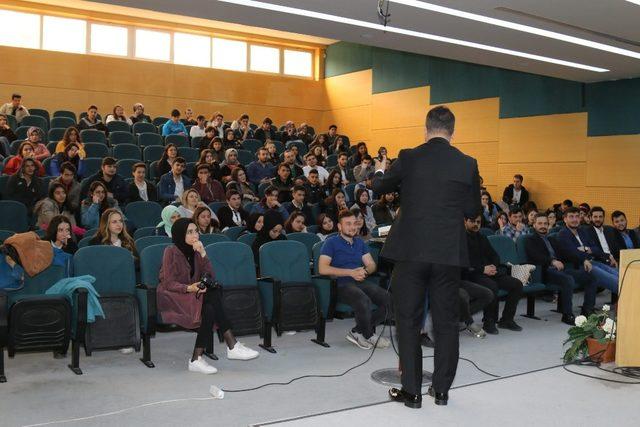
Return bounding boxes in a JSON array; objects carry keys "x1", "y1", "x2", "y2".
[
  {"x1": 231, "y1": 208, "x2": 242, "y2": 226},
  {"x1": 190, "y1": 126, "x2": 205, "y2": 138},
  {"x1": 112, "y1": 238, "x2": 122, "y2": 247},
  {"x1": 513, "y1": 188, "x2": 522, "y2": 203},
  {"x1": 303, "y1": 165, "x2": 329, "y2": 184},
  {"x1": 594, "y1": 226, "x2": 611, "y2": 254},
  {"x1": 135, "y1": 180, "x2": 148, "y2": 201},
  {"x1": 173, "y1": 174, "x2": 184, "y2": 198}
]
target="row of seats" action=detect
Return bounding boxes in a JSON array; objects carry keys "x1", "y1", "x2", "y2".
[{"x1": 0, "y1": 239, "x2": 352, "y2": 381}]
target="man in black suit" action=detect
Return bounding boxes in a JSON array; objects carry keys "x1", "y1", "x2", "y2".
[
  {"x1": 217, "y1": 190, "x2": 248, "y2": 230},
  {"x1": 611, "y1": 210, "x2": 640, "y2": 261},
  {"x1": 376, "y1": 106, "x2": 481, "y2": 408},
  {"x1": 524, "y1": 213, "x2": 597, "y2": 320},
  {"x1": 583, "y1": 206, "x2": 618, "y2": 268},
  {"x1": 502, "y1": 174, "x2": 529, "y2": 208}
]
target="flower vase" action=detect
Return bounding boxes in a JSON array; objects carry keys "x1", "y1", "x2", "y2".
[{"x1": 586, "y1": 338, "x2": 616, "y2": 363}]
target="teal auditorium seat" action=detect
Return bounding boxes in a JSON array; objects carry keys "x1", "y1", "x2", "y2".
[
  {"x1": 237, "y1": 149, "x2": 254, "y2": 166},
  {"x1": 286, "y1": 232, "x2": 320, "y2": 261},
  {"x1": 258, "y1": 240, "x2": 328, "y2": 348},
  {"x1": 165, "y1": 134, "x2": 189, "y2": 148},
  {"x1": 50, "y1": 117, "x2": 75, "y2": 129},
  {"x1": 133, "y1": 123, "x2": 158, "y2": 136},
  {"x1": 80, "y1": 129, "x2": 107, "y2": 145},
  {"x1": 208, "y1": 201, "x2": 226, "y2": 215},
  {"x1": 73, "y1": 246, "x2": 156, "y2": 368},
  {"x1": 133, "y1": 226, "x2": 158, "y2": 239},
  {"x1": 84, "y1": 143, "x2": 110, "y2": 158},
  {"x1": 107, "y1": 121, "x2": 131, "y2": 133},
  {"x1": 178, "y1": 147, "x2": 199, "y2": 163},
  {"x1": 47, "y1": 127, "x2": 67, "y2": 144},
  {"x1": 15, "y1": 126, "x2": 31, "y2": 141},
  {"x1": 487, "y1": 235, "x2": 546, "y2": 318},
  {"x1": 53, "y1": 110, "x2": 77, "y2": 122},
  {"x1": 143, "y1": 145, "x2": 164, "y2": 162},
  {"x1": 113, "y1": 143, "x2": 141, "y2": 160},
  {"x1": 153, "y1": 117, "x2": 168, "y2": 127},
  {"x1": 138, "y1": 133, "x2": 164, "y2": 148},
  {"x1": 116, "y1": 159, "x2": 138, "y2": 177},
  {"x1": 27, "y1": 108, "x2": 50, "y2": 123},
  {"x1": 0, "y1": 265, "x2": 87, "y2": 381},
  {"x1": 125, "y1": 201, "x2": 163, "y2": 229},
  {"x1": 237, "y1": 232, "x2": 256, "y2": 247},
  {"x1": 0, "y1": 201, "x2": 29, "y2": 232},
  {"x1": 198, "y1": 233, "x2": 230, "y2": 246},
  {"x1": 0, "y1": 230, "x2": 15, "y2": 243},
  {"x1": 242, "y1": 139, "x2": 262, "y2": 154},
  {"x1": 109, "y1": 131, "x2": 135, "y2": 146},
  {"x1": 78, "y1": 236, "x2": 93, "y2": 248},
  {"x1": 222, "y1": 226, "x2": 245, "y2": 241},
  {"x1": 479, "y1": 227, "x2": 495, "y2": 237},
  {"x1": 21, "y1": 115, "x2": 49, "y2": 132},
  {"x1": 206, "y1": 242, "x2": 271, "y2": 348},
  {"x1": 135, "y1": 236, "x2": 171, "y2": 255}
]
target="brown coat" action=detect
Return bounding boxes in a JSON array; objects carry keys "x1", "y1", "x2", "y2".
[
  {"x1": 4, "y1": 231, "x2": 53, "y2": 277},
  {"x1": 157, "y1": 245, "x2": 215, "y2": 329}
]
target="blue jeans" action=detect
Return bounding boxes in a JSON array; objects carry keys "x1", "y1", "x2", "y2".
[
  {"x1": 545, "y1": 267, "x2": 597, "y2": 314},
  {"x1": 590, "y1": 261, "x2": 619, "y2": 294}
]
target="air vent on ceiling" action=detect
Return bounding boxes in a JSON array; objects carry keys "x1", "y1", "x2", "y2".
[{"x1": 494, "y1": 7, "x2": 640, "y2": 48}]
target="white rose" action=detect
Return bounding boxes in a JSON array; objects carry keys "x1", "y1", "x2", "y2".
[
  {"x1": 574, "y1": 315, "x2": 587, "y2": 327},
  {"x1": 602, "y1": 304, "x2": 610, "y2": 312},
  {"x1": 603, "y1": 318, "x2": 615, "y2": 334}
]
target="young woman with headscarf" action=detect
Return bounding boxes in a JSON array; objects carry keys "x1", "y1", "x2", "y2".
[
  {"x1": 156, "y1": 205, "x2": 181, "y2": 237},
  {"x1": 157, "y1": 218, "x2": 259, "y2": 374},
  {"x1": 251, "y1": 210, "x2": 287, "y2": 263}
]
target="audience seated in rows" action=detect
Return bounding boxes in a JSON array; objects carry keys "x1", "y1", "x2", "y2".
[
  {"x1": 3, "y1": 141, "x2": 45, "y2": 176},
  {"x1": 254, "y1": 117, "x2": 275, "y2": 143},
  {"x1": 250, "y1": 186, "x2": 289, "y2": 222},
  {"x1": 34, "y1": 182, "x2": 79, "y2": 233},
  {"x1": 316, "y1": 213, "x2": 336, "y2": 241},
  {"x1": 207, "y1": 112, "x2": 228, "y2": 139},
  {"x1": 219, "y1": 149, "x2": 246, "y2": 183},
  {"x1": 283, "y1": 185, "x2": 313, "y2": 224},
  {"x1": 497, "y1": 207, "x2": 531, "y2": 241},
  {"x1": 54, "y1": 127, "x2": 86, "y2": 157},
  {"x1": 284, "y1": 211, "x2": 307, "y2": 233},
  {"x1": 49, "y1": 162, "x2": 82, "y2": 211},
  {"x1": 6, "y1": 157, "x2": 46, "y2": 218}
]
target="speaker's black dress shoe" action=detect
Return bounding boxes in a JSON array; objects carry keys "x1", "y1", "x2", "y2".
[
  {"x1": 389, "y1": 388, "x2": 422, "y2": 408},
  {"x1": 427, "y1": 386, "x2": 448, "y2": 405},
  {"x1": 561, "y1": 314, "x2": 575, "y2": 326}
]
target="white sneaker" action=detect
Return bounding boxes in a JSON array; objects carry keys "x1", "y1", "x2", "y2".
[
  {"x1": 227, "y1": 342, "x2": 259, "y2": 360},
  {"x1": 367, "y1": 333, "x2": 390, "y2": 349},
  {"x1": 119, "y1": 347, "x2": 134, "y2": 354},
  {"x1": 188, "y1": 356, "x2": 218, "y2": 374},
  {"x1": 346, "y1": 331, "x2": 373, "y2": 350}
]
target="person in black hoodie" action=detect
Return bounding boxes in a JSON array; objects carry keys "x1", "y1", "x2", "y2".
[
  {"x1": 463, "y1": 214, "x2": 523, "y2": 334},
  {"x1": 501, "y1": 174, "x2": 529, "y2": 208},
  {"x1": 80, "y1": 157, "x2": 128, "y2": 205},
  {"x1": 251, "y1": 210, "x2": 286, "y2": 263},
  {"x1": 6, "y1": 157, "x2": 46, "y2": 220}
]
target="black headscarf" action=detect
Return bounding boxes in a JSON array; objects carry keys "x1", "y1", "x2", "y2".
[
  {"x1": 252, "y1": 210, "x2": 285, "y2": 261},
  {"x1": 246, "y1": 213, "x2": 264, "y2": 233},
  {"x1": 172, "y1": 217, "x2": 196, "y2": 276}
]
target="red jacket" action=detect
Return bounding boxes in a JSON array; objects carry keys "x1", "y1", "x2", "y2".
[
  {"x1": 3, "y1": 156, "x2": 45, "y2": 176},
  {"x1": 157, "y1": 245, "x2": 215, "y2": 329}
]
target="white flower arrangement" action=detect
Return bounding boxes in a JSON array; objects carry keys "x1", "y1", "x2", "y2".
[{"x1": 574, "y1": 315, "x2": 587, "y2": 327}]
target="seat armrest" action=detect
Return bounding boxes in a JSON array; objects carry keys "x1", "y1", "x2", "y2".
[
  {"x1": 0, "y1": 290, "x2": 8, "y2": 345},
  {"x1": 72, "y1": 288, "x2": 88, "y2": 342},
  {"x1": 311, "y1": 275, "x2": 337, "y2": 320},
  {"x1": 136, "y1": 285, "x2": 157, "y2": 336},
  {"x1": 257, "y1": 276, "x2": 280, "y2": 321}
]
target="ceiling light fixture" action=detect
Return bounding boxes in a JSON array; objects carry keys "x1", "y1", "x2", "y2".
[
  {"x1": 218, "y1": 0, "x2": 608, "y2": 72},
  {"x1": 626, "y1": 0, "x2": 640, "y2": 5},
  {"x1": 391, "y1": 0, "x2": 640, "y2": 60}
]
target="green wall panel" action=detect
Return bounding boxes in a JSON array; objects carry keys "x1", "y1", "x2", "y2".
[
  {"x1": 371, "y1": 47, "x2": 430, "y2": 94},
  {"x1": 429, "y1": 57, "x2": 499, "y2": 104},
  {"x1": 325, "y1": 42, "x2": 373, "y2": 78},
  {"x1": 586, "y1": 78, "x2": 640, "y2": 136},
  {"x1": 498, "y1": 70, "x2": 584, "y2": 118}
]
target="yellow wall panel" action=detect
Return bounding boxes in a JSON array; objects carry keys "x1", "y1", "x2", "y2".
[
  {"x1": 444, "y1": 98, "x2": 499, "y2": 143},
  {"x1": 499, "y1": 113, "x2": 588, "y2": 163},
  {"x1": 371, "y1": 126, "x2": 424, "y2": 157},
  {"x1": 453, "y1": 141, "x2": 499, "y2": 186},
  {"x1": 322, "y1": 105, "x2": 371, "y2": 143},
  {"x1": 498, "y1": 162, "x2": 586, "y2": 209},
  {"x1": 324, "y1": 70, "x2": 371, "y2": 110},
  {"x1": 586, "y1": 135, "x2": 640, "y2": 188},
  {"x1": 0, "y1": 46, "x2": 325, "y2": 128},
  {"x1": 371, "y1": 86, "x2": 430, "y2": 130},
  {"x1": 584, "y1": 187, "x2": 640, "y2": 225}
]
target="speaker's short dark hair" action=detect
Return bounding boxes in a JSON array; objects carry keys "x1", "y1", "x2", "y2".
[{"x1": 426, "y1": 105, "x2": 455, "y2": 136}]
